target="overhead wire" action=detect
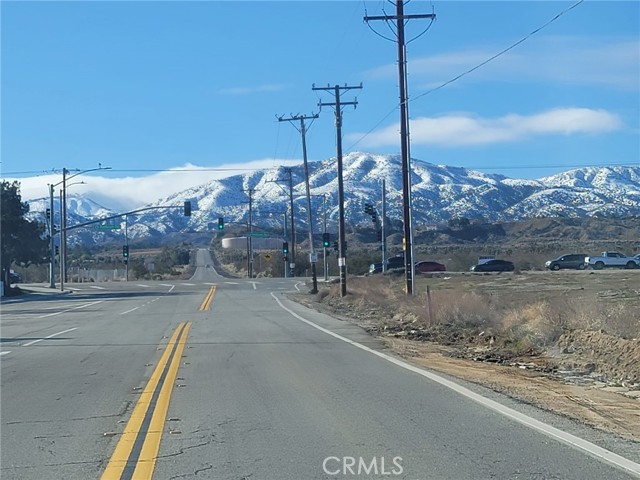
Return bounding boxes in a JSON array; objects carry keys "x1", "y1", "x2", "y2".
[{"x1": 347, "y1": 0, "x2": 586, "y2": 152}]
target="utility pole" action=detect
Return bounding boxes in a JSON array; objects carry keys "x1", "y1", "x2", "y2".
[
  {"x1": 322, "y1": 194, "x2": 328, "y2": 281},
  {"x1": 286, "y1": 169, "x2": 295, "y2": 276},
  {"x1": 277, "y1": 113, "x2": 319, "y2": 293},
  {"x1": 244, "y1": 188, "x2": 255, "y2": 278},
  {"x1": 124, "y1": 215, "x2": 129, "y2": 281},
  {"x1": 61, "y1": 168, "x2": 67, "y2": 288},
  {"x1": 283, "y1": 211, "x2": 288, "y2": 278},
  {"x1": 381, "y1": 179, "x2": 387, "y2": 272},
  {"x1": 365, "y1": 2, "x2": 435, "y2": 295},
  {"x1": 48, "y1": 184, "x2": 56, "y2": 288},
  {"x1": 313, "y1": 83, "x2": 362, "y2": 297}
]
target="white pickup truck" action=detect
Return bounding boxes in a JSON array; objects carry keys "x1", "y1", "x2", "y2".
[{"x1": 585, "y1": 252, "x2": 640, "y2": 270}]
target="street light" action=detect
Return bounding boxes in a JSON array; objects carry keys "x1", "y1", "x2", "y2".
[
  {"x1": 48, "y1": 165, "x2": 111, "y2": 291},
  {"x1": 47, "y1": 180, "x2": 84, "y2": 288}
]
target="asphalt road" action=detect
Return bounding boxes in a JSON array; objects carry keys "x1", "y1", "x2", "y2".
[{"x1": 1, "y1": 249, "x2": 639, "y2": 479}]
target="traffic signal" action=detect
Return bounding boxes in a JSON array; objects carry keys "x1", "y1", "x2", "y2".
[
  {"x1": 364, "y1": 203, "x2": 373, "y2": 214},
  {"x1": 376, "y1": 229, "x2": 382, "y2": 241},
  {"x1": 282, "y1": 242, "x2": 289, "y2": 254},
  {"x1": 46, "y1": 208, "x2": 51, "y2": 219},
  {"x1": 55, "y1": 246, "x2": 59, "y2": 255},
  {"x1": 332, "y1": 241, "x2": 339, "y2": 252},
  {"x1": 322, "y1": 233, "x2": 330, "y2": 248},
  {"x1": 218, "y1": 217, "x2": 224, "y2": 229},
  {"x1": 123, "y1": 245, "x2": 129, "y2": 258},
  {"x1": 371, "y1": 211, "x2": 377, "y2": 223},
  {"x1": 184, "y1": 201, "x2": 191, "y2": 216}
]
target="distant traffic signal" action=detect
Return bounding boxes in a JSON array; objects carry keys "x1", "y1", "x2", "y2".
[
  {"x1": 376, "y1": 229, "x2": 382, "y2": 241},
  {"x1": 218, "y1": 217, "x2": 224, "y2": 230},
  {"x1": 282, "y1": 242, "x2": 289, "y2": 254},
  {"x1": 184, "y1": 201, "x2": 191, "y2": 216},
  {"x1": 123, "y1": 245, "x2": 129, "y2": 258},
  {"x1": 322, "y1": 233, "x2": 330, "y2": 248}
]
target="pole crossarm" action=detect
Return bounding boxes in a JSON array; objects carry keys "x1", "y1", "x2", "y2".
[{"x1": 364, "y1": 14, "x2": 435, "y2": 21}]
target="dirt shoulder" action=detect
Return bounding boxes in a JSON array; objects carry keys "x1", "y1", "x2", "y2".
[{"x1": 289, "y1": 288, "x2": 640, "y2": 443}]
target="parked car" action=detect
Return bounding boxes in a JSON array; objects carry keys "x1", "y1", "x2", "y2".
[
  {"x1": 415, "y1": 261, "x2": 446, "y2": 273},
  {"x1": 586, "y1": 252, "x2": 640, "y2": 270},
  {"x1": 545, "y1": 254, "x2": 587, "y2": 271},
  {"x1": 368, "y1": 257, "x2": 405, "y2": 274},
  {"x1": 8, "y1": 272, "x2": 22, "y2": 284},
  {"x1": 470, "y1": 259, "x2": 514, "y2": 272},
  {"x1": 386, "y1": 256, "x2": 405, "y2": 270}
]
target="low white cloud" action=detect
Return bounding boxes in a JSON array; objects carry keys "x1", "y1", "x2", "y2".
[
  {"x1": 9, "y1": 158, "x2": 304, "y2": 210},
  {"x1": 348, "y1": 107, "x2": 622, "y2": 148}
]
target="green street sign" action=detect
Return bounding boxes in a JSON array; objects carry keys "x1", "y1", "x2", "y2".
[
  {"x1": 95, "y1": 224, "x2": 120, "y2": 231},
  {"x1": 249, "y1": 232, "x2": 269, "y2": 238}
]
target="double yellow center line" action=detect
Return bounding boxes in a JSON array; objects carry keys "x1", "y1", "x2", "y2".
[
  {"x1": 199, "y1": 285, "x2": 216, "y2": 311},
  {"x1": 101, "y1": 322, "x2": 191, "y2": 480}
]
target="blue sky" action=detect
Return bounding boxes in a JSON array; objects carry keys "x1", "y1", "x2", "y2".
[{"x1": 2, "y1": 1, "x2": 639, "y2": 207}]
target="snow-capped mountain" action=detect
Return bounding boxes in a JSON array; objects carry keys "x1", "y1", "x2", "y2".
[{"x1": 25, "y1": 153, "x2": 640, "y2": 246}]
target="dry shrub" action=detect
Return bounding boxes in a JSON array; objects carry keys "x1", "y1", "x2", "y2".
[
  {"x1": 561, "y1": 298, "x2": 640, "y2": 339},
  {"x1": 348, "y1": 276, "x2": 396, "y2": 307},
  {"x1": 428, "y1": 290, "x2": 497, "y2": 329},
  {"x1": 317, "y1": 288, "x2": 331, "y2": 300},
  {"x1": 501, "y1": 301, "x2": 568, "y2": 350}
]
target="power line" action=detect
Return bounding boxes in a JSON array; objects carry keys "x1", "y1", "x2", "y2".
[
  {"x1": 348, "y1": 0, "x2": 586, "y2": 152},
  {"x1": 411, "y1": 0, "x2": 585, "y2": 103}
]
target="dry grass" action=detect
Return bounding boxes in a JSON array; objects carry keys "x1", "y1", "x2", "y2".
[{"x1": 323, "y1": 272, "x2": 640, "y2": 351}]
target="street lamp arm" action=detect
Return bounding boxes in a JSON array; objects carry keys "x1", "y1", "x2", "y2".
[{"x1": 52, "y1": 165, "x2": 112, "y2": 188}]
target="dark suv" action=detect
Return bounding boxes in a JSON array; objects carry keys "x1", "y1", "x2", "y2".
[
  {"x1": 386, "y1": 256, "x2": 405, "y2": 270},
  {"x1": 545, "y1": 254, "x2": 587, "y2": 271}
]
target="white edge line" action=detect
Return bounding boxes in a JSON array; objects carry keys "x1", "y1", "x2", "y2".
[
  {"x1": 38, "y1": 300, "x2": 105, "y2": 318},
  {"x1": 270, "y1": 292, "x2": 640, "y2": 478},
  {"x1": 22, "y1": 327, "x2": 78, "y2": 347},
  {"x1": 120, "y1": 306, "x2": 140, "y2": 315},
  {"x1": 0, "y1": 351, "x2": 11, "y2": 356}
]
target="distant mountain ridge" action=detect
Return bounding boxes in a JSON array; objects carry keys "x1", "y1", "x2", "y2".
[{"x1": 25, "y1": 152, "x2": 640, "y2": 246}]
